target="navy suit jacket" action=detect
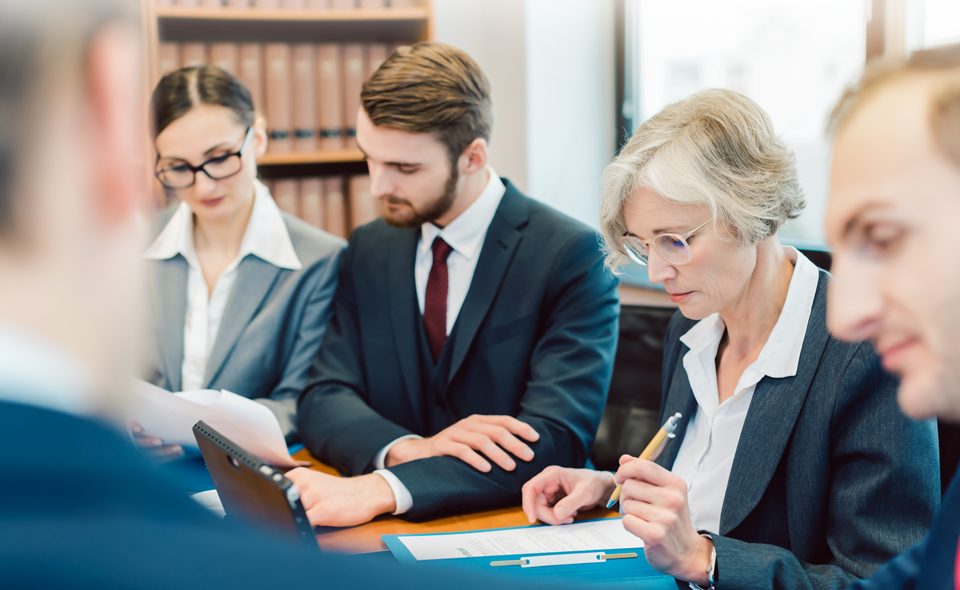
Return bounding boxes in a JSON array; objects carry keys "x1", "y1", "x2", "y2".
[
  {"x1": 654, "y1": 270, "x2": 940, "y2": 589},
  {"x1": 846, "y1": 461, "x2": 960, "y2": 590},
  {"x1": 297, "y1": 180, "x2": 620, "y2": 520},
  {"x1": 0, "y1": 399, "x2": 571, "y2": 589}
]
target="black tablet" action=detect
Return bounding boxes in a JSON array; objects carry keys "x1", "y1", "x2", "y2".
[{"x1": 193, "y1": 420, "x2": 317, "y2": 550}]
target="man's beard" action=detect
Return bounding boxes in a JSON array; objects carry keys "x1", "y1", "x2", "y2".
[{"x1": 380, "y1": 162, "x2": 460, "y2": 229}]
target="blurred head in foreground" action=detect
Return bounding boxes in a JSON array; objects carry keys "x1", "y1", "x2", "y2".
[
  {"x1": 0, "y1": 0, "x2": 146, "y2": 413},
  {"x1": 826, "y1": 43, "x2": 960, "y2": 421}
]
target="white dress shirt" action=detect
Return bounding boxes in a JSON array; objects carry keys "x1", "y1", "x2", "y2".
[
  {"x1": 143, "y1": 179, "x2": 302, "y2": 392},
  {"x1": 374, "y1": 167, "x2": 506, "y2": 515},
  {"x1": 671, "y1": 247, "x2": 819, "y2": 534}
]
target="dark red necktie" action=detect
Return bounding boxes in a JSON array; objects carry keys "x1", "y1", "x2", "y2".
[{"x1": 423, "y1": 237, "x2": 454, "y2": 362}]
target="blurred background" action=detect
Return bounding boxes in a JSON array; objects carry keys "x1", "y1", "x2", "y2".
[{"x1": 146, "y1": 0, "x2": 960, "y2": 248}]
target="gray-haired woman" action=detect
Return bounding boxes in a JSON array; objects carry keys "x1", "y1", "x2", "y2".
[{"x1": 521, "y1": 89, "x2": 939, "y2": 589}]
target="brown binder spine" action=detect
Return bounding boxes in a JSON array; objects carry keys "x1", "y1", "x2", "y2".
[
  {"x1": 200, "y1": 0, "x2": 223, "y2": 7},
  {"x1": 181, "y1": 43, "x2": 208, "y2": 68},
  {"x1": 226, "y1": 0, "x2": 250, "y2": 7},
  {"x1": 264, "y1": 43, "x2": 293, "y2": 153},
  {"x1": 389, "y1": 0, "x2": 416, "y2": 7},
  {"x1": 209, "y1": 43, "x2": 239, "y2": 76},
  {"x1": 366, "y1": 43, "x2": 388, "y2": 78},
  {"x1": 342, "y1": 44, "x2": 365, "y2": 151},
  {"x1": 291, "y1": 44, "x2": 317, "y2": 152},
  {"x1": 282, "y1": 0, "x2": 306, "y2": 7},
  {"x1": 299, "y1": 178, "x2": 326, "y2": 229},
  {"x1": 238, "y1": 44, "x2": 264, "y2": 116},
  {"x1": 158, "y1": 43, "x2": 181, "y2": 77},
  {"x1": 176, "y1": 0, "x2": 200, "y2": 6},
  {"x1": 273, "y1": 179, "x2": 300, "y2": 218},
  {"x1": 324, "y1": 177, "x2": 348, "y2": 238},
  {"x1": 359, "y1": 0, "x2": 385, "y2": 8},
  {"x1": 348, "y1": 175, "x2": 377, "y2": 229},
  {"x1": 331, "y1": 0, "x2": 357, "y2": 8},
  {"x1": 254, "y1": 0, "x2": 281, "y2": 7},
  {"x1": 316, "y1": 44, "x2": 344, "y2": 152},
  {"x1": 307, "y1": 0, "x2": 331, "y2": 7}
]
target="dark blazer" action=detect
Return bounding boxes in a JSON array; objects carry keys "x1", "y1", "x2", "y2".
[
  {"x1": 297, "y1": 180, "x2": 620, "y2": 520},
  {"x1": 847, "y1": 461, "x2": 960, "y2": 590},
  {"x1": 144, "y1": 207, "x2": 345, "y2": 440},
  {"x1": 0, "y1": 399, "x2": 554, "y2": 590},
  {"x1": 654, "y1": 270, "x2": 939, "y2": 590}
]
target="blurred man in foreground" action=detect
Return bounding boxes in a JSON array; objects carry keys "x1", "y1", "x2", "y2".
[
  {"x1": 0, "y1": 2, "x2": 534, "y2": 588},
  {"x1": 826, "y1": 43, "x2": 960, "y2": 589}
]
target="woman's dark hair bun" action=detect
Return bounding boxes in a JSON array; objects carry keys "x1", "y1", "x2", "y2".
[{"x1": 151, "y1": 65, "x2": 255, "y2": 138}]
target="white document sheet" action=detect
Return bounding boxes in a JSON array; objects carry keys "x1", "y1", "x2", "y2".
[
  {"x1": 129, "y1": 379, "x2": 308, "y2": 467},
  {"x1": 398, "y1": 517, "x2": 642, "y2": 561}
]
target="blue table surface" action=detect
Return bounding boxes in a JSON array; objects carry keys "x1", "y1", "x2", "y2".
[{"x1": 160, "y1": 446, "x2": 675, "y2": 588}]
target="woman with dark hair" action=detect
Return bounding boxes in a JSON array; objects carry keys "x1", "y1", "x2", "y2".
[{"x1": 138, "y1": 65, "x2": 345, "y2": 453}]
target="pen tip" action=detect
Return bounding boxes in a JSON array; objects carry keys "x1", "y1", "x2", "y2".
[{"x1": 605, "y1": 500, "x2": 615, "y2": 509}]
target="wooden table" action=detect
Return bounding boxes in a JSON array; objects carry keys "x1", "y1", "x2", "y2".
[{"x1": 292, "y1": 449, "x2": 622, "y2": 554}]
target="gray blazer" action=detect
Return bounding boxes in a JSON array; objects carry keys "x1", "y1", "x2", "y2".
[
  {"x1": 143, "y1": 207, "x2": 346, "y2": 442},
  {"x1": 654, "y1": 269, "x2": 940, "y2": 589}
]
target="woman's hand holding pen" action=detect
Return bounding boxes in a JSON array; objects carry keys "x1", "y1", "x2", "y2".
[
  {"x1": 616, "y1": 454, "x2": 713, "y2": 586},
  {"x1": 521, "y1": 467, "x2": 616, "y2": 525}
]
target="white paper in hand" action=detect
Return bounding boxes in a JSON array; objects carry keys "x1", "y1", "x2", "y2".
[{"x1": 130, "y1": 379, "x2": 309, "y2": 467}]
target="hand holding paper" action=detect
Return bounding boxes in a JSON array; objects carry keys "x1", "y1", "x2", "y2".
[{"x1": 129, "y1": 380, "x2": 308, "y2": 467}]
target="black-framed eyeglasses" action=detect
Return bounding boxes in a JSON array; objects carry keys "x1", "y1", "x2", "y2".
[
  {"x1": 155, "y1": 126, "x2": 254, "y2": 190},
  {"x1": 619, "y1": 217, "x2": 714, "y2": 266}
]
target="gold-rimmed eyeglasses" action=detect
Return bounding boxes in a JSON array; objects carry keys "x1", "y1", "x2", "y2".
[{"x1": 619, "y1": 217, "x2": 713, "y2": 266}]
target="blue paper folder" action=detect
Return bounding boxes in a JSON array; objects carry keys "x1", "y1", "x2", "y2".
[{"x1": 382, "y1": 520, "x2": 675, "y2": 589}]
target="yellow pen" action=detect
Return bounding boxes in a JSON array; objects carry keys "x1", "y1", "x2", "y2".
[{"x1": 605, "y1": 412, "x2": 682, "y2": 509}]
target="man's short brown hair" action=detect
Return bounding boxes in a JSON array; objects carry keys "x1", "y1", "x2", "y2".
[
  {"x1": 360, "y1": 42, "x2": 493, "y2": 165},
  {"x1": 829, "y1": 43, "x2": 960, "y2": 168}
]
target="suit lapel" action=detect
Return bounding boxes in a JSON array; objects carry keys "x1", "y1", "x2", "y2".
[
  {"x1": 152, "y1": 257, "x2": 188, "y2": 392},
  {"x1": 654, "y1": 362, "x2": 698, "y2": 470},
  {"x1": 388, "y1": 229, "x2": 426, "y2": 432},
  {"x1": 718, "y1": 273, "x2": 832, "y2": 534},
  {"x1": 446, "y1": 187, "x2": 526, "y2": 387},
  {"x1": 202, "y1": 256, "x2": 282, "y2": 388}
]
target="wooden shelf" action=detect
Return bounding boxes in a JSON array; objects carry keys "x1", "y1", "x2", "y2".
[
  {"x1": 257, "y1": 149, "x2": 365, "y2": 165},
  {"x1": 155, "y1": 6, "x2": 429, "y2": 23}
]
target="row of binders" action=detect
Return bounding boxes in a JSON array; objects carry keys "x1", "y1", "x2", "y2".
[
  {"x1": 159, "y1": 42, "x2": 395, "y2": 153},
  {"x1": 156, "y1": 0, "x2": 419, "y2": 8},
  {"x1": 263, "y1": 175, "x2": 378, "y2": 239}
]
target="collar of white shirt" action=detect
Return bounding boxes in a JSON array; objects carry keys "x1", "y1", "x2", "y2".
[
  {"x1": 0, "y1": 320, "x2": 97, "y2": 417},
  {"x1": 142, "y1": 179, "x2": 302, "y2": 272},
  {"x1": 678, "y1": 247, "x2": 820, "y2": 409},
  {"x1": 417, "y1": 167, "x2": 506, "y2": 260}
]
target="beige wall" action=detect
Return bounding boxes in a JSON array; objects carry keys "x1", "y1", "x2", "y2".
[{"x1": 433, "y1": 0, "x2": 616, "y2": 228}]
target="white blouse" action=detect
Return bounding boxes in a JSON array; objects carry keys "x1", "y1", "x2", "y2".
[
  {"x1": 670, "y1": 247, "x2": 819, "y2": 534},
  {"x1": 143, "y1": 180, "x2": 301, "y2": 391}
]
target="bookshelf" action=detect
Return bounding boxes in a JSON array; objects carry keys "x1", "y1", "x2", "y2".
[
  {"x1": 144, "y1": 1, "x2": 432, "y2": 165},
  {"x1": 155, "y1": 5, "x2": 430, "y2": 22},
  {"x1": 141, "y1": 0, "x2": 433, "y2": 234}
]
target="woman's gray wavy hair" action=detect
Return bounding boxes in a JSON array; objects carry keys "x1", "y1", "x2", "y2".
[{"x1": 599, "y1": 88, "x2": 805, "y2": 272}]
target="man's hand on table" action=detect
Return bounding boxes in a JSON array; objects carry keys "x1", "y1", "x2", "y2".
[
  {"x1": 284, "y1": 468, "x2": 396, "y2": 527},
  {"x1": 385, "y1": 414, "x2": 540, "y2": 472}
]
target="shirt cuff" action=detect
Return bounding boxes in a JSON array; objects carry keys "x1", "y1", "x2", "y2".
[
  {"x1": 375, "y1": 469, "x2": 414, "y2": 515},
  {"x1": 372, "y1": 434, "x2": 423, "y2": 470}
]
